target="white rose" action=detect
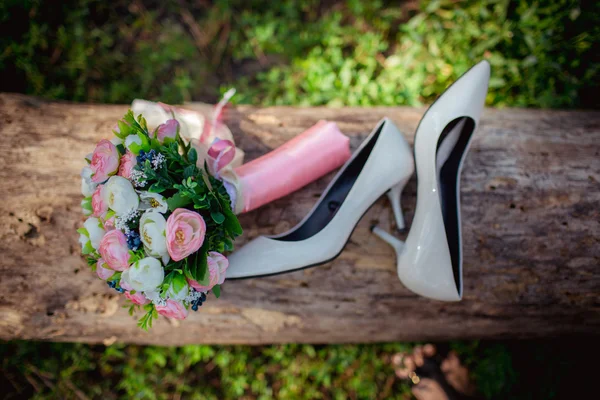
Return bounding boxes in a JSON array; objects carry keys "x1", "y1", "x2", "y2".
[
  {"x1": 139, "y1": 192, "x2": 168, "y2": 214},
  {"x1": 110, "y1": 137, "x2": 123, "y2": 146},
  {"x1": 125, "y1": 135, "x2": 142, "y2": 151},
  {"x1": 79, "y1": 217, "x2": 105, "y2": 253},
  {"x1": 122, "y1": 257, "x2": 164, "y2": 292},
  {"x1": 80, "y1": 166, "x2": 97, "y2": 197},
  {"x1": 139, "y1": 211, "x2": 170, "y2": 264},
  {"x1": 103, "y1": 176, "x2": 140, "y2": 216},
  {"x1": 167, "y1": 282, "x2": 189, "y2": 301},
  {"x1": 84, "y1": 217, "x2": 105, "y2": 249}
]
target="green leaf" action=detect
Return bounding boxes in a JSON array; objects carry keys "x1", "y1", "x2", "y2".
[
  {"x1": 149, "y1": 183, "x2": 166, "y2": 193},
  {"x1": 86, "y1": 257, "x2": 97, "y2": 266},
  {"x1": 162, "y1": 271, "x2": 174, "y2": 287},
  {"x1": 137, "y1": 115, "x2": 148, "y2": 132},
  {"x1": 115, "y1": 121, "x2": 131, "y2": 138},
  {"x1": 188, "y1": 148, "x2": 198, "y2": 165},
  {"x1": 212, "y1": 284, "x2": 221, "y2": 298},
  {"x1": 137, "y1": 304, "x2": 156, "y2": 331},
  {"x1": 116, "y1": 143, "x2": 126, "y2": 155},
  {"x1": 105, "y1": 209, "x2": 116, "y2": 220},
  {"x1": 187, "y1": 245, "x2": 209, "y2": 285},
  {"x1": 183, "y1": 165, "x2": 197, "y2": 179},
  {"x1": 223, "y1": 238, "x2": 234, "y2": 251},
  {"x1": 223, "y1": 208, "x2": 243, "y2": 237},
  {"x1": 167, "y1": 192, "x2": 192, "y2": 211},
  {"x1": 162, "y1": 136, "x2": 176, "y2": 146},
  {"x1": 211, "y1": 211, "x2": 225, "y2": 224},
  {"x1": 77, "y1": 227, "x2": 89, "y2": 236},
  {"x1": 150, "y1": 138, "x2": 162, "y2": 150},
  {"x1": 129, "y1": 142, "x2": 142, "y2": 155},
  {"x1": 82, "y1": 241, "x2": 94, "y2": 255},
  {"x1": 81, "y1": 198, "x2": 92, "y2": 212},
  {"x1": 138, "y1": 132, "x2": 151, "y2": 152},
  {"x1": 172, "y1": 273, "x2": 186, "y2": 293},
  {"x1": 108, "y1": 272, "x2": 122, "y2": 283}
]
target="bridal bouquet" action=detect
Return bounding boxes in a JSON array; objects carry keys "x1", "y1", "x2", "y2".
[
  {"x1": 79, "y1": 110, "x2": 242, "y2": 330},
  {"x1": 78, "y1": 91, "x2": 352, "y2": 330}
]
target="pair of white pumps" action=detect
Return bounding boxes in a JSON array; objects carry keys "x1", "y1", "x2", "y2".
[{"x1": 227, "y1": 61, "x2": 490, "y2": 302}]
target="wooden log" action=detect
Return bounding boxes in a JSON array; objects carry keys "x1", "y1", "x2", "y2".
[{"x1": 0, "y1": 93, "x2": 598, "y2": 345}]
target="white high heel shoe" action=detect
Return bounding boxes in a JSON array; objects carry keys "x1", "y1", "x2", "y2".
[
  {"x1": 226, "y1": 118, "x2": 414, "y2": 278},
  {"x1": 372, "y1": 60, "x2": 490, "y2": 301}
]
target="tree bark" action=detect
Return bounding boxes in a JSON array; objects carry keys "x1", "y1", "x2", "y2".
[{"x1": 0, "y1": 93, "x2": 598, "y2": 345}]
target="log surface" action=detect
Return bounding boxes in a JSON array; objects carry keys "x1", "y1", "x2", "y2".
[{"x1": 0, "y1": 93, "x2": 599, "y2": 345}]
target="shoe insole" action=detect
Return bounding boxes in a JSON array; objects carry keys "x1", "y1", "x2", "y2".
[
  {"x1": 275, "y1": 124, "x2": 384, "y2": 242},
  {"x1": 436, "y1": 117, "x2": 475, "y2": 296}
]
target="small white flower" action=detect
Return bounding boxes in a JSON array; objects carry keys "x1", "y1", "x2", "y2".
[
  {"x1": 124, "y1": 135, "x2": 142, "y2": 152},
  {"x1": 184, "y1": 289, "x2": 204, "y2": 305},
  {"x1": 103, "y1": 176, "x2": 140, "y2": 216},
  {"x1": 144, "y1": 289, "x2": 166, "y2": 306},
  {"x1": 167, "y1": 280, "x2": 189, "y2": 301},
  {"x1": 80, "y1": 166, "x2": 97, "y2": 197},
  {"x1": 139, "y1": 192, "x2": 168, "y2": 214},
  {"x1": 139, "y1": 211, "x2": 170, "y2": 264},
  {"x1": 115, "y1": 208, "x2": 139, "y2": 235},
  {"x1": 130, "y1": 169, "x2": 148, "y2": 187},
  {"x1": 121, "y1": 257, "x2": 164, "y2": 292},
  {"x1": 151, "y1": 153, "x2": 166, "y2": 170},
  {"x1": 79, "y1": 216, "x2": 105, "y2": 251}
]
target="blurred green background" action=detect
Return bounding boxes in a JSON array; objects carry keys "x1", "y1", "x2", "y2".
[
  {"x1": 1, "y1": 0, "x2": 598, "y2": 399},
  {"x1": 1, "y1": 0, "x2": 599, "y2": 108}
]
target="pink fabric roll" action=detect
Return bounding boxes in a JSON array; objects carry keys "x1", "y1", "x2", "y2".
[{"x1": 235, "y1": 120, "x2": 351, "y2": 213}]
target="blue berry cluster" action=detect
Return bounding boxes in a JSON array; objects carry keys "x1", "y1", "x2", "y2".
[
  {"x1": 191, "y1": 292, "x2": 207, "y2": 311},
  {"x1": 107, "y1": 280, "x2": 125, "y2": 293},
  {"x1": 126, "y1": 231, "x2": 142, "y2": 250},
  {"x1": 137, "y1": 149, "x2": 157, "y2": 164}
]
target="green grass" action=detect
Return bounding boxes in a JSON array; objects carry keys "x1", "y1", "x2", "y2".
[
  {"x1": 1, "y1": 0, "x2": 599, "y2": 108},
  {"x1": 0, "y1": 0, "x2": 598, "y2": 399},
  {"x1": 2, "y1": 339, "x2": 591, "y2": 399}
]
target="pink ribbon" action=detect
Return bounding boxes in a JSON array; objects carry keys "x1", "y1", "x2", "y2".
[{"x1": 233, "y1": 120, "x2": 351, "y2": 213}]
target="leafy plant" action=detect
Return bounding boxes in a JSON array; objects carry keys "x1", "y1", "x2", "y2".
[{"x1": 1, "y1": 0, "x2": 598, "y2": 108}]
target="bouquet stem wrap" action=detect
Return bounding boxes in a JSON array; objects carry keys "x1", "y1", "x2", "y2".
[
  {"x1": 132, "y1": 96, "x2": 351, "y2": 214},
  {"x1": 228, "y1": 121, "x2": 350, "y2": 213}
]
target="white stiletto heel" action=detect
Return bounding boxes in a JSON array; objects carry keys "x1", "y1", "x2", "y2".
[
  {"x1": 386, "y1": 177, "x2": 410, "y2": 231},
  {"x1": 371, "y1": 226, "x2": 404, "y2": 252},
  {"x1": 372, "y1": 60, "x2": 490, "y2": 301},
  {"x1": 226, "y1": 118, "x2": 414, "y2": 278}
]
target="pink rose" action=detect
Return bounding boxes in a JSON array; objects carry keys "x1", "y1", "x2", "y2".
[
  {"x1": 118, "y1": 150, "x2": 137, "y2": 179},
  {"x1": 98, "y1": 230, "x2": 131, "y2": 271},
  {"x1": 92, "y1": 185, "x2": 108, "y2": 218},
  {"x1": 187, "y1": 252, "x2": 229, "y2": 291},
  {"x1": 156, "y1": 299, "x2": 188, "y2": 320},
  {"x1": 166, "y1": 208, "x2": 206, "y2": 261},
  {"x1": 124, "y1": 291, "x2": 150, "y2": 305},
  {"x1": 96, "y1": 258, "x2": 114, "y2": 280},
  {"x1": 90, "y1": 139, "x2": 120, "y2": 183},
  {"x1": 102, "y1": 214, "x2": 116, "y2": 231},
  {"x1": 156, "y1": 119, "x2": 179, "y2": 143}
]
